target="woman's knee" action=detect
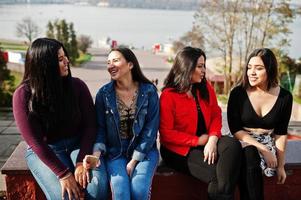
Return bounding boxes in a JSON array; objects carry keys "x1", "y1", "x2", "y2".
[
  {"x1": 26, "y1": 152, "x2": 62, "y2": 199},
  {"x1": 242, "y1": 146, "x2": 261, "y2": 168},
  {"x1": 86, "y1": 169, "x2": 109, "y2": 199},
  {"x1": 110, "y1": 174, "x2": 131, "y2": 198},
  {"x1": 218, "y1": 136, "x2": 242, "y2": 157},
  {"x1": 131, "y1": 175, "x2": 151, "y2": 200},
  {"x1": 131, "y1": 161, "x2": 156, "y2": 199}
]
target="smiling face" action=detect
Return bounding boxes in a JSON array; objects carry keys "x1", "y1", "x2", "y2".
[
  {"x1": 107, "y1": 50, "x2": 132, "y2": 80},
  {"x1": 247, "y1": 56, "x2": 268, "y2": 88},
  {"x1": 191, "y1": 55, "x2": 206, "y2": 84},
  {"x1": 58, "y1": 47, "x2": 69, "y2": 77}
]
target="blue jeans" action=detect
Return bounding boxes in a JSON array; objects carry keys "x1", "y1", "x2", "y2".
[
  {"x1": 25, "y1": 137, "x2": 108, "y2": 200},
  {"x1": 106, "y1": 140, "x2": 159, "y2": 200}
]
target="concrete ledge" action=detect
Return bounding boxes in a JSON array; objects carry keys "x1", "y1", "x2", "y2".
[
  {"x1": 152, "y1": 161, "x2": 301, "y2": 200},
  {"x1": 152, "y1": 163, "x2": 208, "y2": 200},
  {"x1": 2, "y1": 140, "x2": 301, "y2": 200},
  {"x1": 1, "y1": 142, "x2": 45, "y2": 200},
  {"x1": 1, "y1": 142, "x2": 29, "y2": 175},
  {"x1": 286, "y1": 137, "x2": 301, "y2": 164}
]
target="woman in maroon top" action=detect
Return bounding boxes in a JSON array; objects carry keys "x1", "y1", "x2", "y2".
[
  {"x1": 13, "y1": 38, "x2": 108, "y2": 200},
  {"x1": 159, "y1": 46, "x2": 242, "y2": 199}
]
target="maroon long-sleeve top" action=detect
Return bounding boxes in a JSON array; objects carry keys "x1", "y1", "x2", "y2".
[{"x1": 13, "y1": 77, "x2": 97, "y2": 178}]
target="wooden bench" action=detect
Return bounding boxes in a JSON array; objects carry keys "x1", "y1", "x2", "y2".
[{"x1": 2, "y1": 138, "x2": 301, "y2": 200}]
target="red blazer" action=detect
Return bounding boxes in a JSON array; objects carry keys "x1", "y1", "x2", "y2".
[{"x1": 159, "y1": 83, "x2": 222, "y2": 156}]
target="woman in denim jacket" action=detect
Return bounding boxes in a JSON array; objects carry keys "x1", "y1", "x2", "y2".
[{"x1": 84, "y1": 47, "x2": 159, "y2": 200}]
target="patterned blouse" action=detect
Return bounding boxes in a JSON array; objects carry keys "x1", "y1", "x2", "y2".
[{"x1": 116, "y1": 90, "x2": 138, "y2": 139}]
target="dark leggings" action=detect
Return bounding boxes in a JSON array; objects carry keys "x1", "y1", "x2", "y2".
[
  {"x1": 239, "y1": 146, "x2": 264, "y2": 200},
  {"x1": 160, "y1": 136, "x2": 242, "y2": 200}
]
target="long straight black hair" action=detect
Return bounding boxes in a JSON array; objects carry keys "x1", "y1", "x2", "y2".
[
  {"x1": 163, "y1": 46, "x2": 209, "y2": 101},
  {"x1": 110, "y1": 47, "x2": 153, "y2": 85},
  {"x1": 22, "y1": 38, "x2": 79, "y2": 131}
]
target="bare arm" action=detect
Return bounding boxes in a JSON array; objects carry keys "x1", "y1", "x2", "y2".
[
  {"x1": 275, "y1": 134, "x2": 287, "y2": 184},
  {"x1": 235, "y1": 130, "x2": 277, "y2": 168},
  {"x1": 234, "y1": 130, "x2": 268, "y2": 152}
]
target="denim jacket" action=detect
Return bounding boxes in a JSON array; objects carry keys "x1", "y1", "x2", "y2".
[{"x1": 93, "y1": 81, "x2": 159, "y2": 161}]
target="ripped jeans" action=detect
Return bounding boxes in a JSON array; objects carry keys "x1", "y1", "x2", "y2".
[{"x1": 25, "y1": 136, "x2": 108, "y2": 200}]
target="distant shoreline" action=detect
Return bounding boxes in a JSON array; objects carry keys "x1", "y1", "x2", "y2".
[
  {"x1": 1, "y1": 4, "x2": 300, "y2": 59},
  {"x1": 0, "y1": 1, "x2": 300, "y2": 10},
  {"x1": 0, "y1": 2, "x2": 198, "y2": 11}
]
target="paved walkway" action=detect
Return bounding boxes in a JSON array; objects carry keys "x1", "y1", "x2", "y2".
[{"x1": 0, "y1": 108, "x2": 22, "y2": 193}]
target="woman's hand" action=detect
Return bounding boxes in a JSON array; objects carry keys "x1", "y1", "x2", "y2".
[
  {"x1": 74, "y1": 163, "x2": 89, "y2": 189},
  {"x1": 203, "y1": 136, "x2": 218, "y2": 165},
  {"x1": 126, "y1": 159, "x2": 138, "y2": 177},
  {"x1": 260, "y1": 148, "x2": 277, "y2": 168},
  {"x1": 197, "y1": 134, "x2": 209, "y2": 146},
  {"x1": 83, "y1": 155, "x2": 100, "y2": 169},
  {"x1": 276, "y1": 165, "x2": 286, "y2": 184},
  {"x1": 59, "y1": 172, "x2": 81, "y2": 200}
]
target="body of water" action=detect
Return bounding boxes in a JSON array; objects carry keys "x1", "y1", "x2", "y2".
[
  {"x1": 0, "y1": 4, "x2": 300, "y2": 59},
  {"x1": 0, "y1": 4, "x2": 193, "y2": 49}
]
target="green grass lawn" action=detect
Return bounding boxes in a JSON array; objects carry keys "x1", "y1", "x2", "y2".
[
  {"x1": 0, "y1": 39, "x2": 28, "y2": 51},
  {"x1": 1, "y1": 39, "x2": 92, "y2": 66}
]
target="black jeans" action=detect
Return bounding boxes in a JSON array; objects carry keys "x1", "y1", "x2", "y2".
[
  {"x1": 160, "y1": 136, "x2": 242, "y2": 200},
  {"x1": 239, "y1": 145, "x2": 264, "y2": 200}
]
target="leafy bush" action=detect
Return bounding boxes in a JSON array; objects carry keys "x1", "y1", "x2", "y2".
[
  {"x1": 0, "y1": 49, "x2": 16, "y2": 107},
  {"x1": 75, "y1": 53, "x2": 92, "y2": 65},
  {"x1": 77, "y1": 35, "x2": 93, "y2": 54}
]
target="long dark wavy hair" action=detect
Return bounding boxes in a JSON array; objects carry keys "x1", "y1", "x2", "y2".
[
  {"x1": 241, "y1": 48, "x2": 278, "y2": 90},
  {"x1": 163, "y1": 46, "x2": 209, "y2": 101},
  {"x1": 22, "y1": 38, "x2": 79, "y2": 131},
  {"x1": 110, "y1": 47, "x2": 153, "y2": 84}
]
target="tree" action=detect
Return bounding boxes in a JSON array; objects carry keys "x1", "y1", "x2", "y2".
[
  {"x1": 194, "y1": 0, "x2": 241, "y2": 93},
  {"x1": 194, "y1": 0, "x2": 296, "y2": 94},
  {"x1": 0, "y1": 48, "x2": 15, "y2": 107},
  {"x1": 69, "y1": 23, "x2": 79, "y2": 64},
  {"x1": 60, "y1": 19, "x2": 70, "y2": 50},
  {"x1": 77, "y1": 35, "x2": 93, "y2": 53},
  {"x1": 16, "y1": 17, "x2": 40, "y2": 43},
  {"x1": 46, "y1": 19, "x2": 79, "y2": 65},
  {"x1": 237, "y1": 0, "x2": 295, "y2": 66},
  {"x1": 46, "y1": 21, "x2": 55, "y2": 39},
  {"x1": 54, "y1": 19, "x2": 63, "y2": 42},
  {"x1": 277, "y1": 51, "x2": 301, "y2": 90},
  {"x1": 172, "y1": 25, "x2": 204, "y2": 53}
]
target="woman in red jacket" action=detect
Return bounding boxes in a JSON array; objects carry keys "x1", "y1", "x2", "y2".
[{"x1": 159, "y1": 46, "x2": 242, "y2": 200}]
